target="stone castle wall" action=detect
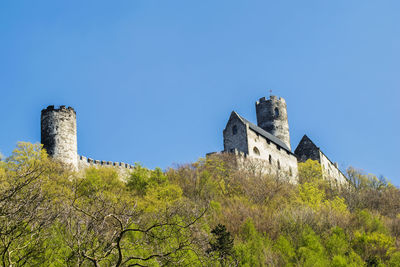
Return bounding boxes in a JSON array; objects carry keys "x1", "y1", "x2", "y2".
[
  {"x1": 319, "y1": 152, "x2": 347, "y2": 185},
  {"x1": 77, "y1": 155, "x2": 134, "y2": 170},
  {"x1": 41, "y1": 105, "x2": 134, "y2": 173},
  {"x1": 41, "y1": 105, "x2": 78, "y2": 169},
  {"x1": 223, "y1": 114, "x2": 249, "y2": 154},
  {"x1": 256, "y1": 96, "x2": 291, "y2": 150},
  {"x1": 246, "y1": 127, "x2": 298, "y2": 181},
  {"x1": 222, "y1": 110, "x2": 298, "y2": 182}
]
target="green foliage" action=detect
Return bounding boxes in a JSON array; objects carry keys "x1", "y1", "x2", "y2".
[
  {"x1": 1, "y1": 144, "x2": 400, "y2": 266},
  {"x1": 388, "y1": 251, "x2": 400, "y2": 267},
  {"x1": 298, "y1": 182, "x2": 326, "y2": 210},
  {"x1": 275, "y1": 235, "x2": 296, "y2": 265},
  {"x1": 235, "y1": 219, "x2": 274, "y2": 266},
  {"x1": 353, "y1": 231, "x2": 395, "y2": 263},
  {"x1": 127, "y1": 163, "x2": 167, "y2": 195},
  {"x1": 297, "y1": 227, "x2": 330, "y2": 266},
  {"x1": 207, "y1": 224, "x2": 235, "y2": 266},
  {"x1": 298, "y1": 159, "x2": 323, "y2": 184}
]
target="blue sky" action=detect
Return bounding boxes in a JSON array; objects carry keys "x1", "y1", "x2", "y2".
[{"x1": 0, "y1": 1, "x2": 399, "y2": 183}]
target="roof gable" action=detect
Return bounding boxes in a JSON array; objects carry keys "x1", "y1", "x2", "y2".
[
  {"x1": 231, "y1": 111, "x2": 292, "y2": 152},
  {"x1": 224, "y1": 111, "x2": 246, "y2": 131},
  {"x1": 294, "y1": 134, "x2": 321, "y2": 161}
]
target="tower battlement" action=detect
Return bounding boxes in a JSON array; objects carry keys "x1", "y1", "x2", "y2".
[
  {"x1": 42, "y1": 105, "x2": 76, "y2": 114},
  {"x1": 256, "y1": 95, "x2": 286, "y2": 105},
  {"x1": 41, "y1": 105, "x2": 134, "y2": 172}
]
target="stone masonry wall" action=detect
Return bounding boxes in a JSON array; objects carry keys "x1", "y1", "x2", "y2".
[
  {"x1": 223, "y1": 114, "x2": 248, "y2": 154},
  {"x1": 319, "y1": 152, "x2": 347, "y2": 185},
  {"x1": 246, "y1": 127, "x2": 298, "y2": 181},
  {"x1": 41, "y1": 106, "x2": 78, "y2": 169},
  {"x1": 255, "y1": 96, "x2": 291, "y2": 150},
  {"x1": 77, "y1": 155, "x2": 133, "y2": 180}
]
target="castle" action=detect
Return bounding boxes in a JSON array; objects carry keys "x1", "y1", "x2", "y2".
[
  {"x1": 41, "y1": 105, "x2": 134, "y2": 171},
  {"x1": 40, "y1": 95, "x2": 347, "y2": 184},
  {"x1": 222, "y1": 95, "x2": 348, "y2": 184}
]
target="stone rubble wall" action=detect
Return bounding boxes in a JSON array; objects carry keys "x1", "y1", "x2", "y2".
[
  {"x1": 256, "y1": 96, "x2": 291, "y2": 150},
  {"x1": 41, "y1": 105, "x2": 78, "y2": 169}
]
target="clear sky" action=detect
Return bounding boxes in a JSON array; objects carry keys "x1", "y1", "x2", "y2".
[{"x1": 1, "y1": 1, "x2": 399, "y2": 184}]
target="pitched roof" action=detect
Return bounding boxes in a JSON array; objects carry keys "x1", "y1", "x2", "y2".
[
  {"x1": 294, "y1": 134, "x2": 320, "y2": 158},
  {"x1": 232, "y1": 111, "x2": 292, "y2": 153},
  {"x1": 295, "y1": 134, "x2": 348, "y2": 181}
]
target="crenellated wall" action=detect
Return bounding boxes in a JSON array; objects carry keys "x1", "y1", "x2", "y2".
[
  {"x1": 41, "y1": 105, "x2": 135, "y2": 175},
  {"x1": 77, "y1": 155, "x2": 134, "y2": 170}
]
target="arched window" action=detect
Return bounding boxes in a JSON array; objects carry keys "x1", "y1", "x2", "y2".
[
  {"x1": 277, "y1": 160, "x2": 281, "y2": 170},
  {"x1": 274, "y1": 107, "x2": 279, "y2": 117},
  {"x1": 253, "y1": 147, "x2": 260, "y2": 156},
  {"x1": 232, "y1": 125, "x2": 237, "y2": 135},
  {"x1": 268, "y1": 155, "x2": 272, "y2": 164}
]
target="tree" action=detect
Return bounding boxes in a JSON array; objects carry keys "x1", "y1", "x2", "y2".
[
  {"x1": 207, "y1": 224, "x2": 236, "y2": 266},
  {"x1": 0, "y1": 142, "x2": 60, "y2": 266},
  {"x1": 298, "y1": 159, "x2": 323, "y2": 184},
  {"x1": 54, "y1": 167, "x2": 207, "y2": 266}
]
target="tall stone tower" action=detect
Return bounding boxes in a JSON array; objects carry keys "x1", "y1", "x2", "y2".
[
  {"x1": 255, "y1": 95, "x2": 291, "y2": 150},
  {"x1": 41, "y1": 105, "x2": 78, "y2": 169}
]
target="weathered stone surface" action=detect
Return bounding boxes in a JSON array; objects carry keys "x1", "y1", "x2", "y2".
[
  {"x1": 41, "y1": 105, "x2": 78, "y2": 169},
  {"x1": 41, "y1": 104, "x2": 135, "y2": 176},
  {"x1": 294, "y1": 135, "x2": 320, "y2": 162},
  {"x1": 223, "y1": 110, "x2": 298, "y2": 182},
  {"x1": 223, "y1": 95, "x2": 347, "y2": 185},
  {"x1": 256, "y1": 96, "x2": 291, "y2": 150},
  {"x1": 295, "y1": 134, "x2": 347, "y2": 185},
  {"x1": 223, "y1": 112, "x2": 249, "y2": 154}
]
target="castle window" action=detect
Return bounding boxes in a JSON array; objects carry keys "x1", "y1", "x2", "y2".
[
  {"x1": 274, "y1": 107, "x2": 279, "y2": 117},
  {"x1": 253, "y1": 147, "x2": 260, "y2": 156},
  {"x1": 232, "y1": 125, "x2": 237, "y2": 135},
  {"x1": 268, "y1": 155, "x2": 272, "y2": 164},
  {"x1": 277, "y1": 160, "x2": 281, "y2": 170},
  {"x1": 289, "y1": 167, "x2": 292, "y2": 176}
]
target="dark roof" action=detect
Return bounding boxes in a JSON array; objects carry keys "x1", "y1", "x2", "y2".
[
  {"x1": 296, "y1": 134, "x2": 348, "y2": 181},
  {"x1": 233, "y1": 112, "x2": 292, "y2": 153}
]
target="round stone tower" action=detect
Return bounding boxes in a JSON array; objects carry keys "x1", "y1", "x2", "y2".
[
  {"x1": 41, "y1": 105, "x2": 78, "y2": 169},
  {"x1": 255, "y1": 95, "x2": 291, "y2": 150}
]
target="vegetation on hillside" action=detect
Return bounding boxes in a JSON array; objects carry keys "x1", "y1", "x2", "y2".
[{"x1": 1, "y1": 142, "x2": 400, "y2": 266}]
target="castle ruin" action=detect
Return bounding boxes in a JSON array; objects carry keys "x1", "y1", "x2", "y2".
[
  {"x1": 41, "y1": 105, "x2": 134, "y2": 172},
  {"x1": 222, "y1": 95, "x2": 348, "y2": 184},
  {"x1": 41, "y1": 95, "x2": 348, "y2": 185}
]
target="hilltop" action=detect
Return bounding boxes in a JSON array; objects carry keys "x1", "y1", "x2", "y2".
[{"x1": 0, "y1": 142, "x2": 399, "y2": 266}]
